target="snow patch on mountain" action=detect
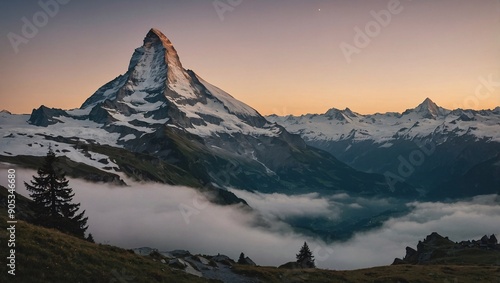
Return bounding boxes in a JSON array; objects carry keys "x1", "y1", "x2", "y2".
[
  {"x1": 0, "y1": 111, "x2": 121, "y2": 173},
  {"x1": 174, "y1": 92, "x2": 280, "y2": 137},
  {"x1": 268, "y1": 98, "x2": 500, "y2": 143},
  {"x1": 196, "y1": 75, "x2": 259, "y2": 117}
]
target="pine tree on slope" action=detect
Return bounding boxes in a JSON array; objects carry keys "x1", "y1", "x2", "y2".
[
  {"x1": 296, "y1": 241, "x2": 315, "y2": 268},
  {"x1": 25, "y1": 147, "x2": 88, "y2": 238},
  {"x1": 238, "y1": 252, "x2": 246, "y2": 264}
]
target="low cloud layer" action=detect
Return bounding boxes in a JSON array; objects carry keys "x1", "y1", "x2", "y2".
[
  {"x1": 3, "y1": 168, "x2": 500, "y2": 270},
  {"x1": 228, "y1": 189, "x2": 338, "y2": 219}
]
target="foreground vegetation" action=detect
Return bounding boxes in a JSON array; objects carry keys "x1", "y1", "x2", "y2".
[
  {"x1": 234, "y1": 264, "x2": 500, "y2": 283},
  {"x1": 0, "y1": 187, "x2": 217, "y2": 283}
]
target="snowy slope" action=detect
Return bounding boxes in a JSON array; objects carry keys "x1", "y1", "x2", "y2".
[
  {"x1": 0, "y1": 110, "x2": 121, "y2": 173},
  {"x1": 195, "y1": 75, "x2": 259, "y2": 117},
  {"x1": 267, "y1": 98, "x2": 500, "y2": 145}
]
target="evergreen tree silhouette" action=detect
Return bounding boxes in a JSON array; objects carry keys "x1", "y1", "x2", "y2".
[
  {"x1": 296, "y1": 241, "x2": 315, "y2": 268},
  {"x1": 238, "y1": 252, "x2": 246, "y2": 264},
  {"x1": 86, "y1": 233, "x2": 95, "y2": 243},
  {"x1": 25, "y1": 146, "x2": 88, "y2": 238}
]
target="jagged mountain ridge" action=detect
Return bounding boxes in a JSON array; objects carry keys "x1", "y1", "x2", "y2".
[
  {"x1": 267, "y1": 98, "x2": 500, "y2": 144},
  {"x1": 267, "y1": 98, "x2": 500, "y2": 197},
  {"x1": 0, "y1": 28, "x2": 415, "y2": 199}
]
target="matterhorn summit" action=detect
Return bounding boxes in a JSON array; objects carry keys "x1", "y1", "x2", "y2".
[
  {"x1": 79, "y1": 28, "x2": 270, "y2": 138},
  {"x1": 1, "y1": 28, "x2": 410, "y2": 197}
]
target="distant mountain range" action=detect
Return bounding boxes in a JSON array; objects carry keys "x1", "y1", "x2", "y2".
[
  {"x1": 267, "y1": 98, "x2": 500, "y2": 198},
  {"x1": 0, "y1": 28, "x2": 415, "y2": 205},
  {"x1": 1, "y1": 28, "x2": 498, "y2": 244}
]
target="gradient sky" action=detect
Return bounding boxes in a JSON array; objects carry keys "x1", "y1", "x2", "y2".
[{"x1": 1, "y1": 0, "x2": 499, "y2": 115}]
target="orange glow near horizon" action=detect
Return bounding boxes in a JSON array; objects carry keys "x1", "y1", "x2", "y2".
[{"x1": 0, "y1": 0, "x2": 498, "y2": 116}]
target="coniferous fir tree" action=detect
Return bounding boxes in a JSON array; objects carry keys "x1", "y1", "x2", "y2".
[
  {"x1": 238, "y1": 252, "x2": 246, "y2": 264},
  {"x1": 86, "y1": 233, "x2": 95, "y2": 243},
  {"x1": 25, "y1": 147, "x2": 88, "y2": 238},
  {"x1": 296, "y1": 241, "x2": 315, "y2": 268}
]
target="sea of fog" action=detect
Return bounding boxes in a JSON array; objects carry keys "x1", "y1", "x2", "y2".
[{"x1": 3, "y1": 169, "x2": 500, "y2": 270}]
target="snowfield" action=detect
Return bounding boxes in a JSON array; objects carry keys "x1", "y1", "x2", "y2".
[{"x1": 267, "y1": 99, "x2": 500, "y2": 144}]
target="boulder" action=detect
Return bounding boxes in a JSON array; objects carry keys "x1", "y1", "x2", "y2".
[{"x1": 169, "y1": 258, "x2": 188, "y2": 269}]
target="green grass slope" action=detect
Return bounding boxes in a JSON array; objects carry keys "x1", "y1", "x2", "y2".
[
  {"x1": 234, "y1": 264, "x2": 500, "y2": 283},
  {"x1": 0, "y1": 186, "x2": 218, "y2": 283}
]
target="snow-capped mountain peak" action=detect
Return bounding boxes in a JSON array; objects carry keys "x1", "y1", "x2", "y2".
[
  {"x1": 324, "y1": 108, "x2": 352, "y2": 122},
  {"x1": 267, "y1": 98, "x2": 500, "y2": 144},
  {"x1": 81, "y1": 28, "x2": 199, "y2": 110},
  {"x1": 145, "y1": 28, "x2": 183, "y2": 70},
  {"x1": 403, "y1": 97, "x2": 448, "y2": 119},
  {"x1": 323, "y1": 107, "x2": 359, "y2": 123},
  {"x1": 67, "y1": 28, "x2": 276, "y2": 139},
  {"x1": 132, "y1": 28, "x2": 198, "y2": 101}
]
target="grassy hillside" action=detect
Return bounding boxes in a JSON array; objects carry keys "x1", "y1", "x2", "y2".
[
  {"x1": 234, "y1": 264, "x2": 500, "y2": 283},
  {"x1": 0, "y1": 186, "x2": 218, "y2": 283}
]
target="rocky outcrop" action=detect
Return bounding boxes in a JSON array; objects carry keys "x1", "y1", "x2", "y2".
[
  {"x1": 132, "y1": 248, "x2": 258, "y2": 283},
  {"x1": 458, "y1": 234, "x2": 498, "y2": 249},
  {"x1": 168, "y1": 258, "x2": 188, "y2": 269},
  {"x1": 393, "y1": 232, "x2": 500, "y2": 265},
  {"x1": 28, "y1": 105, "x2": 69, "y2": 127}
]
